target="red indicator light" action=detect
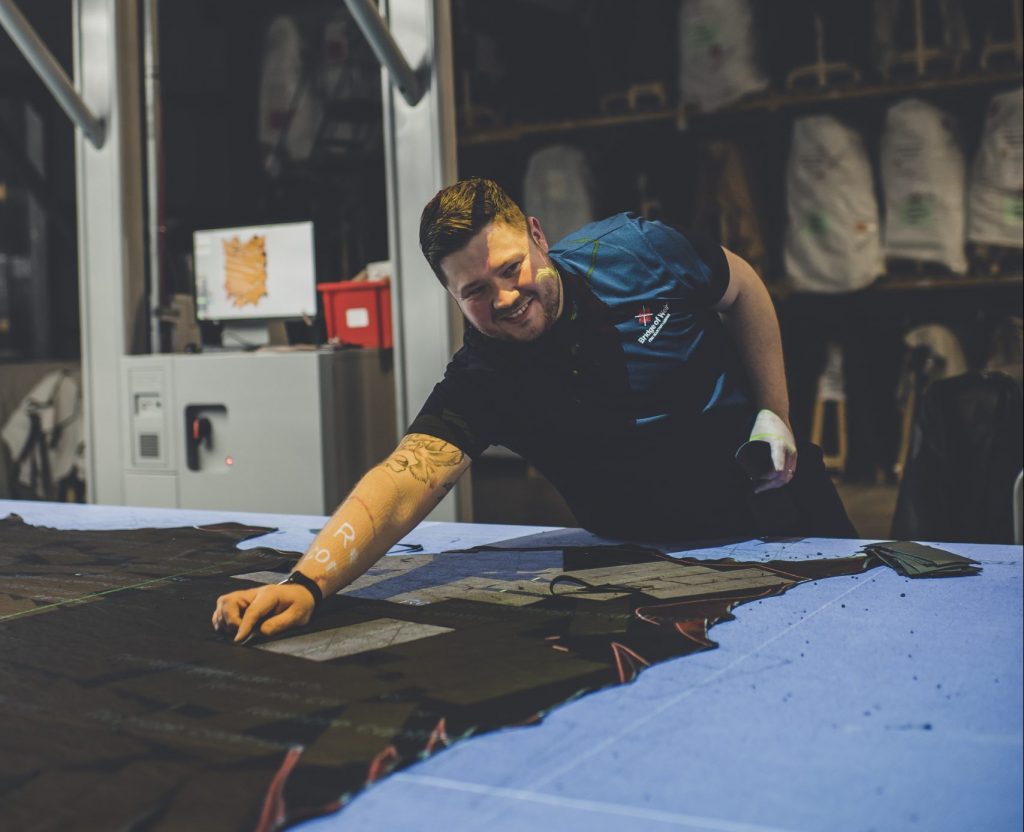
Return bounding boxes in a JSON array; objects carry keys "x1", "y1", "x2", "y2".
[{"x1": 225, "y1": 456, "x2": 234, "y2": 466}]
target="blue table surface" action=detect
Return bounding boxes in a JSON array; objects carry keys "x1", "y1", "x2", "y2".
[{"x1": 3, "y1": 500, "x2": 1021, "y2": 832}]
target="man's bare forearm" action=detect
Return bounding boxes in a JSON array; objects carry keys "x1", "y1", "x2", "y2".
[
  {"x1": 718, "y1": 250, "x2": 791, "y2": 426},
  {"x1": 292, "y1": 434, "x2": 470, "y2": 598}
]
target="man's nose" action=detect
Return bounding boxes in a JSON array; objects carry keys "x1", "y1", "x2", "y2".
[{"x1": 494, "y1": 286, "x2": 519, "y2": 308}]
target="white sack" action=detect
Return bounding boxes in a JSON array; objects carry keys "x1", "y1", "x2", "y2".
[
  {"x1": 967, "y1": 87, "x2": 1023, "y2": 248},
  {"x1": 903, "y1": 323, "x2": 968, "y2": 380},
  {"x1": 523, "y1": 145, "x2": 596, "y2": 245},
  {"x1": 784, "y1": 116, "x2": 884, "y2": 293},
  {"x1": 677, "y1": 0, "x2": 769, "y2": 113},
  {"x1": 881, "y1": 98, "x2": 967, "y2": 273},
  {"x1": 1, "y1": 370, "x2": 85, "y2": 498}
]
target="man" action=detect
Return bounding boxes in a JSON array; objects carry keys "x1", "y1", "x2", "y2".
[{"x1": 212, "y1": 179, "x2": 854, "y2": 642}]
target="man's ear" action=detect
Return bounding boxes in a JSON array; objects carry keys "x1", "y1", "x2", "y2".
[
  {"x1": 435, "y1": 259, "x2": 453, "y2": 294},
  {"x1": 528, "y1": 216, "x2": 549, "y2": 253}
]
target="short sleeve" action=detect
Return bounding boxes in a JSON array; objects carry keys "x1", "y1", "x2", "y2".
[
  {"x1": 643, "y1": 219, "x2": 731, "y2": 307},
  {"x1": 405, "y1": 349, "x2": 494, "y2": 459}
]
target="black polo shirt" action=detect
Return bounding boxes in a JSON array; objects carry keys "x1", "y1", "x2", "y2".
[{"x1": 408, "y1": 214, "x2": 759, "y2": 539}]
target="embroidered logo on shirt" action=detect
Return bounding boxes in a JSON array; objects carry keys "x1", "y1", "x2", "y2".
[
  {"x1": 635, "y1": 306, "x2": 653, "y2": 326},
  {"x1": 637, "y1": 302, "x2": 671, "y2": 345}
]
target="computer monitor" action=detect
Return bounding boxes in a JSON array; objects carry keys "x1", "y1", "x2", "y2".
[{"x1": 193, "y1": 221, "x2": 317, "y2": 324}]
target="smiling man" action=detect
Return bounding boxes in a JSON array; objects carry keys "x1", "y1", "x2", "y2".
[{"x1": 212, "y1": 178, "x2": 855, "y2": 642}]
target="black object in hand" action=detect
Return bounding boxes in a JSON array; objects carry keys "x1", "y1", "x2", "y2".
[{"x1": 735, "y1": 440, "x2": 774, "y2": 480}]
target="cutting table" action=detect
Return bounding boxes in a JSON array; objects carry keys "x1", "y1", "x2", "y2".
[{"x1": 2, "y1": 499, "x2": 1020, "y2": 832}]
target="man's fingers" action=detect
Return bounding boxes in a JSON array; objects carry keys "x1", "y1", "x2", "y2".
[
  {"x1": 212, "y1": 592, "x2": 250, "y2": 632},
  {"x1": 784, "y1": 447, "x2": 798, "y2": 474},
  {"x1": 767, "y1": 439, "x2": 798, "y2": 474},
  {"x1": 258, "y1": 603, "x2": 313, "y2": 638},
  {"x1": 234, "y1": 592, "x2": 278, "y2": 643},
  {"x1": 213, "y1": 586, "x2": 316, "y2": 642},
  {"x1": 754, "y1": 467, "x2": 795, "y2": 493}
]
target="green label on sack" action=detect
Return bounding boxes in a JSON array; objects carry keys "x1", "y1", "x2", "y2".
[
  {"x1": 1005, "y1": 194, "x2": 1024, "y2": 223},
  {"x1": 688, "y1": 22, "x2": 720, "y2": 49},
  {"x1": 899, "y1": 194, "x2": 934, "y2": 227},
  {"x1": 804, "y1": 211, "x2": 829, "y2": 236}
]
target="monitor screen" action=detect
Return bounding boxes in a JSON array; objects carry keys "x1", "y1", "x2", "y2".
[{"x1": 193, "y1": 221, "x2": 317, "y2": 322}]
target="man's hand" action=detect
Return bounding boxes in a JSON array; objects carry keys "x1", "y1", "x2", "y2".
[
  {"x1": 211, "y1": 584, "x2": 315, "y2": 643},
  {"x1": 208, "y1": 434, "x2": 470, "y2": 644},
  {"x1": 748, "y1": 409, "x2": 797, "y2": 493}
]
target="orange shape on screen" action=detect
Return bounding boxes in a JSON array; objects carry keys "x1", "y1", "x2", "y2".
[{"x1": 222, "y1": 235, "x2": 268, "y2": 308}]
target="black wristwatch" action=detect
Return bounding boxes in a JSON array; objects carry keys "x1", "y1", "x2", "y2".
[{"x1": 280, "y1": 570, "x2": 324, "y2": 606}]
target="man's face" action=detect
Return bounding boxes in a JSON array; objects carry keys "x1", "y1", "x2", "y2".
[{"x1": 440, "y1": 217, "x2": 563, "y2": 343}]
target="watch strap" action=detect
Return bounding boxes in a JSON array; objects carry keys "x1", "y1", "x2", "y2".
[{"x1": 280, "y1": 570, "x2": 323, "y2": 606}]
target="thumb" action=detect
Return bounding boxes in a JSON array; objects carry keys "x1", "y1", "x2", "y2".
[
  {"x1": 234, "y1": 591, "x2": 277, "y2": 643},
  {"x1": 258, "y1": 603, "x2": 312, "y2": 638}
]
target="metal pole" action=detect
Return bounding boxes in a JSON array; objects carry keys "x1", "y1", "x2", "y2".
[
  {"x1": 0, "y1": 0, "x2": 106, "y2": 148},
  {"x1": 143, "y1": 0, "x2": 163, "y2": 353},
  {"x1": 379, "y1": 0, "x2": 461, "y2": 519},
  {"x1": 343, "y1": 0, "x2": 425, "y2": 107}
]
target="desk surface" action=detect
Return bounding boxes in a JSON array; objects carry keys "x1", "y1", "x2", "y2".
[{"x1": 2, "y1": 500, "x2": 1021, "y2": 832}]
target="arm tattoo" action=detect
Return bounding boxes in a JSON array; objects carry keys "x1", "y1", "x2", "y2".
[{"x1": 385, "y1": 436, "x2": 464, "y2": 485}]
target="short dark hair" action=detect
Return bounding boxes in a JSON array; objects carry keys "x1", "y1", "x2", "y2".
[{"x1": 419, "y1": 178, "x2": 526, "y2": 284}]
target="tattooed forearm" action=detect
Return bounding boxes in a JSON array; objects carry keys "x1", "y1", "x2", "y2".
[
  {"x1": 435, "y1": 480, "x2": 455, "y2": 505},
  {"x1": 384, "y1": 435, "x2": 464, "y2": 485}
]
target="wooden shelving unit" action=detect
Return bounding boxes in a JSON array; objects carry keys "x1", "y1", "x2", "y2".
[
  {"x1": 767, "y1": 273, "x2": 1022, "y2": 300},
  {"x1": 871, "y1": 273, "x2": 1023, "y2": 293},
  {"x1": 459, "y1": 70, "x2": 1023, "y2": 147},
  {"x1": 713, "y1": 69, "x2": 1024, "y2": 114},
  {"x1": 460, "y1": 108, "x2": 680, "y2": 147}
]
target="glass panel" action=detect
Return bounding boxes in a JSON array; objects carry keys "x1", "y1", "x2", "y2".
[
  {"x1": 0, "y1": 0, "x2": 78, "y2": 361},
  {"x1": 159, "y1": 0, "x2": 389, "y2": 350}
]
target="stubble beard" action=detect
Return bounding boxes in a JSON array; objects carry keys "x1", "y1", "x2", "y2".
[
  {"x1": 536, "y1": 264, "x2": 562, "y2": 328},
  {"x1": 485, "y1": 263, "x2": 562, "y2": 343}
]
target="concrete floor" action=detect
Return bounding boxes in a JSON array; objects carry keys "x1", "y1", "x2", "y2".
[
  {"x1": 471, "y1": 456, "x2": 900, "y2": 540},
  {"x1": 834, "y1": 480, "x2": 900, "y2": 539}
]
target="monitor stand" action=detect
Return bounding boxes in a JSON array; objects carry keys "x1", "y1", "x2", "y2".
[{"x1": 220, "y1": 321, "x2": 289, "y2": 350}]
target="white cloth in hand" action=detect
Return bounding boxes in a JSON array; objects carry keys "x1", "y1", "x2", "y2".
[{"x1": 748, "y1": 409, "x2": 797, "y2": 493}]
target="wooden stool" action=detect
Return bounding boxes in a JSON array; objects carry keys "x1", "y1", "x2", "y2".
[{"x1": 810, "y1": 342, "x2": 848, "y2": 473}]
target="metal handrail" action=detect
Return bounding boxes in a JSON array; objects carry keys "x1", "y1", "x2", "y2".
[
  {"x1": 0, "y1": 0, "x2": 106, "y2": 148},
  {"x1": 343, "y1": 0, "x2": 425, "y2": 107},
  {"x1": 1014, "y1": 469, "x2": 1023, "y2": 546}
]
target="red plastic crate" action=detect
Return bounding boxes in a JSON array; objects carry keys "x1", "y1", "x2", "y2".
[{"x1": 318, "y1": 279, "x2": 392, "y2": 349}]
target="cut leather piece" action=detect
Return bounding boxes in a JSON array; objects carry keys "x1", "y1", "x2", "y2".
[{"x1": 863, "y1": 540, "x2": 982, "y2": 578}]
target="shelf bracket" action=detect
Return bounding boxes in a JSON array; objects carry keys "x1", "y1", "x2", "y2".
[
  {"x1": 343, "y1": 0, "x2": 426, "y2": 107},
  {"x1": 0, "y1": 0, "x2": 106, "y2": 149}
]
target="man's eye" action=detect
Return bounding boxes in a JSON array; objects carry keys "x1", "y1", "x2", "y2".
[
  {"x1": 503, "y1": 263, "x2": 520, "y2": 277},
  {"x1": 464, "y1": 287, "x2": 482, "y2": 299}
]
